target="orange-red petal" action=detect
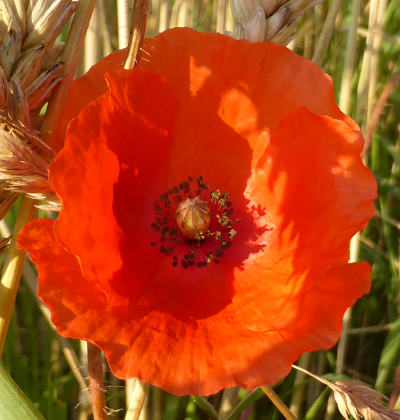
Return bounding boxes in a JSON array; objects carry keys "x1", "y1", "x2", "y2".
[
  {"x1": 18, "y1": 28, "x2": 377, "y2": 396},
  {"x1": 18, "y1": 220, "x2": 371, "y2": 396}
]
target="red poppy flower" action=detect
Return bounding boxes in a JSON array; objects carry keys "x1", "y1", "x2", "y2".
[{"x1": 18, "y1": 28, "x2": 376, "y2": 396}]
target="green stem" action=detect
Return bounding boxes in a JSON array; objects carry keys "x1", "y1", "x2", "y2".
[{"x1": 0, "y1": 196, "x2": 36, "y2": 356}]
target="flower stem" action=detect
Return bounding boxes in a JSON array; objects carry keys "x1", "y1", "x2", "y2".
[
  {"x1": 0, "y1": 196, "x2": 36, "y2": 356},
  {"x1": 125, "y1": 379, "x2": 149, "y2": 420},
  {"x1": 88, "y1": 342, "x2": 108, "y2": 420},
  {"x1": 260, "y1": 385, "x2": 297, "y2": 420},
  {"x1": 124, "y1": 0, "x2": 150, "y2": 70}
]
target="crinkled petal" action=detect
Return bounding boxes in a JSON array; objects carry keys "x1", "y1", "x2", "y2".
[
  {"x1": 55, "y1": 28, "x2": 356, "y2": 162},
  {"x1": 233, "y1": 107, "x2": 376, "y2": 330},
  {"x1": 18, "y1": 220, "x2": 371, "y2": 396},
  {"x1": 19, "y1": 29, "x2": 378, "y2": 396},
  {"x1": 49, "y1": 68, "x2": 177, "y2": 303},
  {"x1": 51, "y1": 49, "x2": 126, "y2": 151},
  {"x1": 17, "y1": 219, "x2": 108, "y2": 335}
]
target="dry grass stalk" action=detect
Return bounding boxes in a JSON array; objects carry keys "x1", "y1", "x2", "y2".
[
  {"x1": 311, "y1": 0, "x2": 342, "y2": 66},
  {"x1": 231, "y1": 0, "x2": 322, "y2": 45},
  {"x1": 124, "y1": 0, "x2": 150, "y2": 70},
  {"x1": 292, "y1": 365, "x2": 400, "y2": 420}
]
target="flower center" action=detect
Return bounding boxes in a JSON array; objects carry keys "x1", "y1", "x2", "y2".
[
  {"x1": 150, "y1": 176, "x2": 240, "y2": 268},
  {"x1": 175, "y1": 197, "x2": 211, "y2": 240}
]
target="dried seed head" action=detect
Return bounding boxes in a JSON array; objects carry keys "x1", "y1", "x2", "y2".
[
  {"x1": 0, "y1": 22, "x2": 23, "y2": 78},
  {"x1": 8, "y1": 80, "x2": 29, "y2": 124},
  {"x1": 11, "y1": 44, "x2": 45, "y2": 88},
  {"x1": 259, "y1": 0, "x2": 287, "y2": 16},
  {"x1": 24, "y1": 0, "x2": 77, "y2": 50},
  {"x1": 231, "y1": 0, "x2": 322, "y2": 44},
  {"x1": 244, "y1": 7, "x2": 267, "y2": 42},
  {"x1": 332, "y1": 381, "x2": 400, "y2": 420},
  {"x1": 0, "y1": 66, "x2": 10, "y2": 109},
  {"x1": 0, "y1": 0, "x2": 77, "y2": 120},
  {"x1": 26, "y1": 62, "x2": 64, "y2": 111},
  {"x1": 231, "y1": 0, "x2": 261, "y2": 24},
  {"x1": 0, "y1": 112, "x2": 55, "y2": 201},
  {"x1": 176, "y1": 197, "x2": 211, "y2": 240},
  {"x1": 292, "y1": 365, "x2": 400, "y2": 420}
]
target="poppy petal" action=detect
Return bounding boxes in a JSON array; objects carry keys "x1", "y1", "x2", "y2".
[{"x1": 19, "y1": 28, "x2": 377, "y2": 396}]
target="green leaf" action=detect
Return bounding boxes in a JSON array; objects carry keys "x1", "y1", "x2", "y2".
[
  {"x1": 375, "y1": 318, "x2": 400, "y2": 393},
  {"x1": 0, "y1": 363, "x2": 45, "y2": 420},
  {"x1": 304, "y1": 388, "x2": 330, "y2": 420},
  {"x1": 225, "y1": 388, "x2": 264, "y2": 420},
  {"x1": 190, "y1": 395, "x2": 218, "y2": 419}
]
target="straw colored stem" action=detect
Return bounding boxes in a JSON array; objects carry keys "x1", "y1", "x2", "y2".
[
  {"x1": 84, "y1": 3, "x2": 100, "y2": 72},
  {"x1": 41, "y1": 0, "x2": 97, "y2": 146},
  {"x1": 169, "y1": 0, "x2": 185, "y2": 28},
  {"x1": 158, "y1": 0, "x2": 169, "y2": 32},
  {"x1": 348, "y1": 324, "x2": 393, "y2": 335},
  {"x1": 125, "y1": 379, "x2": 150, "y2": 420},
  {"x1": 260, "y1": 385, "x2": 297, "y2": 420},
  {"x1": 363, "y1": 68, "x2": 400, "y2": 158},
  {"x1": 124, "y1": 0, "x2": 150, "y2": 70},
  {"x1": 219, "y1": 387, "x2": 239, "y2": 419},
  {"x1": 324, "y1": 307, "x2": 352, "y2": 420},
  {"x1": 177, "y1": 0, "x2": 193, "y2": 28},
  {"x1": 118, "y1": 0, "x2": 130, "y2": 48},
  {"x1": 216, "y1": 0, "x2": 226, "y2": 33},
  {"x1": 366, "y1": 0, "x2": 387, "y2": 126},
  {"x1": 98, "y1": 0, "x2": 113, "y2": 56},
  {"x1": 151, "y1": 387, "x2": 162, "y2": 420},
  {"x1": 0, "y1": 196, "x2": 36, "y2": 356},
  {"x1": 289, "y1": 353, "x2": 311, "y2": 418},
  {"x1": 356, "y1": 0, "x2": 379, "y2": 120},
  {"x1": 312, "y1": 0, "x2": 342, "y2": 66},
  {"x1": 338, "y1": 0, "x2": 362, "y2": 114},
  {"x1": 88, "y1": 343, "x2": 108, "y2": 420}
]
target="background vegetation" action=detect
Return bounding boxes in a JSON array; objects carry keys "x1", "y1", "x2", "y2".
[{"x1": 2, "y1": 0, "x2": 400, "y2": 419}]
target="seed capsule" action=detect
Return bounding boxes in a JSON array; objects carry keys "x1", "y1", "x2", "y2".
[{"x1": 175, "y1": 196, "x2": 211, "y2": 240}]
